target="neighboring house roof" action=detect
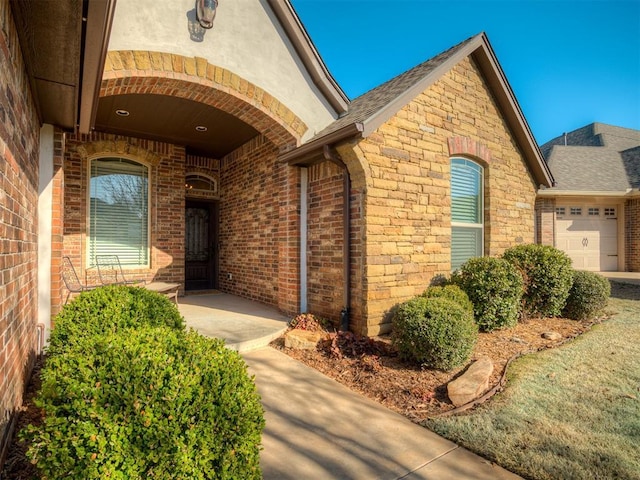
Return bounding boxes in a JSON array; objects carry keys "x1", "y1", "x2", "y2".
[
  {"x1": 539, "y1": 123, "x2": 640, "y2": 193},
  {"x1": 281, "y1": 32, "x2": 553, "y2": 188}
]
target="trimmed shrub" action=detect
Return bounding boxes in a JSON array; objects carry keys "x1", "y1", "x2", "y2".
[
  {"x1": 452, "y1": 257, "x2": 524, "y2": 331},
  {"x1": 562, "y1": 270, "x2": 611, "y2": 320},
  {"x1": 422, "y1": 284, "x2": 474, "y2": 314},
  {"x1": 48, "y1": 285, "x2": 184, "y2": 356},
  {"x1": 25, "y1": 327, "x2": 264, "y2": 480},
  {"x1": 392, "y1": 297, "x2": 477, "y2": 371},
  {"x1": 502, "y1": 244, "x2": 573, "y2": 318}
]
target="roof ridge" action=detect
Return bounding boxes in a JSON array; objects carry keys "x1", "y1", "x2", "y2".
[{"x1": 351, "y1": 33, "x2": 482, "y2": 103}]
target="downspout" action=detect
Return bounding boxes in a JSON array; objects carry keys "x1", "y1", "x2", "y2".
[
  {"x1": 300, "y1": 168, "x2": 308, "y2": 312},
  {"x1": 323, "y1": 146, "x2": 351, "y2": 331}
]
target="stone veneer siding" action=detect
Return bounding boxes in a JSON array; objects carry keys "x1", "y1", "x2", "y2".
[
  {"x1": 0, "y1": 0, "x2": 40, "y2": 465},
  {"x1": 352, "y1": 56, "x2": 538, "y2": 336},
  {"x1": 61, "y1": 133, "x2": 186, "y2": 291},
  {"x1": 626, "y1": 198, "x2": 640, "y2": 271}
]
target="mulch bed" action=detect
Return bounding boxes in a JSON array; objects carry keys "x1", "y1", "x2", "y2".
[{"x1": 272, "y1": 315, "x2": 596, "y2": 422}]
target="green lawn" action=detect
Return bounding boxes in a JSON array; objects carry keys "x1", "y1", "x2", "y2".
[{"x1": 424, "y1": 283, "x2": 640, "y2": 480}]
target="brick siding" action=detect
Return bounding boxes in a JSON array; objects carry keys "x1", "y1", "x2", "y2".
[
  {"x1": 0, "y1": 0, "x2": 40, "y2": 465},
  {"x1": 306, "y1": 162, "x2": 346, "y2": 325},
  {"x1": 535, "y1": 197, "x2": 555, "y2": 246},
  {"x1": 626, "y1": 198, "x2": 640, "y2": 271},
  {"x1": 219, "y1": 136, "x2": 300, "y2": 313},
  {"x1": 60, "y1": 133, "x2": 186, "y2": 294}
]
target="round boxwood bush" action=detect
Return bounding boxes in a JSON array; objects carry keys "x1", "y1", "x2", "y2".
[
  {"x1": 25, "y1": 326, "x2": 264, "y2": 479},
  {"x1": 562, "y1": 270, "x2": 611, "y2": 320},
  {"x1": 502, "y1": 244, "x2": 573, "y2": 318},
  {"x1": 48, "y1": 285, "x2": 184, "y2": 356},
  {"x1": 451, "y1": 256, "x2": 524, "y2": 331},
  {"x1": 422, "y1": 284, "x2": 474, "y2": 314},
  {"x1": 392, "y1": 296, "x2": 477, "y2": 371}
]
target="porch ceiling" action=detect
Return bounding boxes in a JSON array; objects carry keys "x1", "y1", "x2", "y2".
[{"x1": 95, "y1": 94, "x2": 259, "y2": 158}]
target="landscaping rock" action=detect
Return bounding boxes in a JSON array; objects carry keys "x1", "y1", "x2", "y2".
[
  {"x1": 542, "y1": 331, "x2": 562, "y2": 341},
  {"x1": 447, "y1": 356, "x2": 493, "y2": 407},
  {"x1": 284, "y1": 329, "x2": 326, "y2": 350}
]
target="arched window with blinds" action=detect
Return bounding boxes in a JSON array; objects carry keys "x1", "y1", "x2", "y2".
[
  {"x1": 88, "y1": 157, "x2": 150, "y2": 267},
  {"x1": 450, "y1": 158, "x2": 483, "y2": 270}
]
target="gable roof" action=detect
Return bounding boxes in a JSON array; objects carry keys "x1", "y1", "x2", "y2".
[
  {"x1": 281, "y1": 32, "x2": 553, "y2": 188},
  {"x1": 539, "y1": 123, "x2": 640, "y2": 193},
  {"x1": 267, "y1": 0, "x2": 349, "y2": 115}
]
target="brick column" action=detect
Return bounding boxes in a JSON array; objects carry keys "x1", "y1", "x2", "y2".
[
  {"x1": 277, "y1": 163, "x2": 301, "y2": 316},
  {"x1": 50, "y1": 129, "x2": 65, "y2": 320},
  {"x1": 626, "y1": 198, "x2": 640, "y2": 271},
  {"x1": 535, "y1": 197, "x2": 555, "y2": 246}
]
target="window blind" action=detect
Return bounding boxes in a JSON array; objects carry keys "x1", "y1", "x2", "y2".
[
  {"x1": 450, "y1": 158, "x2": 483, "y2": 270},
  {"x1": 89, "y1": 158, "x2": 149, "y2": 267},
  {"x1": 451, "y1": 159, "x2": 481, "y2": 224}
]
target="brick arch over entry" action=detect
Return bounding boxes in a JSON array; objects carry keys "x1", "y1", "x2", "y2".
[{"x1": 102, "y1": 51, "x2": 308, "y2": 149}]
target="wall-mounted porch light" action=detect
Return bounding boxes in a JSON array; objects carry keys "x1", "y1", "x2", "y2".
[{"x1": 196, "y1": 0, "x2": 218, "y2": 29}]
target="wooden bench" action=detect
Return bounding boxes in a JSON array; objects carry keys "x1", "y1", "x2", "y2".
[{"x1": 142, "y1": 282, "x2": 180, "y2": 304}]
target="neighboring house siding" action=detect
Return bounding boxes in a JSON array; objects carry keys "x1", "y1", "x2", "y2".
[
  {"x1": 0, "y1": 0, "x2": 40, "y2": 464},
  {"x1": 355, "y1": 57, "x2": 537, "y2": 336},
  {"x1": 61, "y1": 133, "x2": 186, "y2": 290},
  {"x1": 626, "y1": 198, "x2": 640, "y2": 271}
]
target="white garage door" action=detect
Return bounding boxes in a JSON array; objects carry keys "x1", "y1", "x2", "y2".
[{"x1": 555, "y1": 206, "x2": 618, "y2": 271}]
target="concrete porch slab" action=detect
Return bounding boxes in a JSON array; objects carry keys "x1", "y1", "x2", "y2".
[{"x1": 178, "y1": 293, "x2": 289, "y2": 352}]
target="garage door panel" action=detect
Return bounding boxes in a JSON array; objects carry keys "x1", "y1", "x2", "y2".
[{"x1": 556, "y1": 209, "x2": 618, "y2": 272}]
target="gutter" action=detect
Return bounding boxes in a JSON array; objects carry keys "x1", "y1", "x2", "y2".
[
  {"x1": 537, "y1": 189, "x2": 638, "y2": 198},
  {"x1": 78, "y1": 0, "x2": 117, "y2": 134},
  {"x1": 280, "y1": 123, "x2": 364, "y2": 166}
]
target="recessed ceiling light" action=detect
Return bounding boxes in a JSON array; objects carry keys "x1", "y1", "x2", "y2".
[
  {"x1": 195, "y1": 125, "x2": 208, "y2": 132},
  {"x1": 115, "y1": 109, "x2": 130, "y2": 117}
]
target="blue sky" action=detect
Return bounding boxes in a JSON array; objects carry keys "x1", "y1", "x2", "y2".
[{"x1": 289, "y1": 0, "x2": 640, "y2": 145}]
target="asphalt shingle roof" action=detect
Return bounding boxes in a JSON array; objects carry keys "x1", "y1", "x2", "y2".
[
  {"x1": 309, "y1": 35, "x2": 479, "y2": 141},
  {"x1": 541, "y1": 123, "x2": 640, "y2": 191}
]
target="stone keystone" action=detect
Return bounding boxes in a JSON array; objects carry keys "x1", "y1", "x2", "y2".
[
  {"x1": 447, "y1": 356, "x2": 494, "y2": 407},
  {"x1": 284, "y1": 329, "x2": 327, "y2": 350}
]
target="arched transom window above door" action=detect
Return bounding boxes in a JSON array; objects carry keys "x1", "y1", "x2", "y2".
[{"x1": 185, "y1": 173, "x2": 218, "y2": 198}]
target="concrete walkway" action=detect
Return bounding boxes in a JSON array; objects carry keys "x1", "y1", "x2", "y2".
[
  {"x1": 178, "y1": 292, "x2": 521, "y2": 480},
  {"x1": 245, "y1": 347, "x2": 520, "y2": 480},
  {"x1": 600, "y1": 271, "x2": 640, "y2": 286}
]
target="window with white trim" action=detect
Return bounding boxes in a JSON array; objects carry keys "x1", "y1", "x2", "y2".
[
  {"x1": 89, "y1": 157, "x2": 149, "y2": 267},
  {"x1": 570, "y1": 207, "x2": 582, "y2": 216},
  {"x1": 555, "y1": 207, "x2": 566, "y2": 216},
  {"x1": 588, "y1": 207, "x2": 600, "y2": 216},
  {"x1": 604, "y1": 207, "x2": 616, "y2": 218},
  {"x1": 451, "y1": 158, "x2": 483, "y2": 270}
]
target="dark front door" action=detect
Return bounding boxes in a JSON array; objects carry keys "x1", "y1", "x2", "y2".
[{"x1": 185, "y1": 200, "x2": 218, "y2": 291}]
